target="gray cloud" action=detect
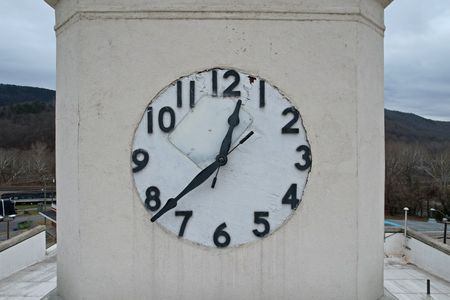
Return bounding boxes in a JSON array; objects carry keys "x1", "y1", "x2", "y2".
[
  {"x1": 0, "y1": 1, "x2": 449, "y2": 122},
  {"x1": 0, "y1": 0, "x2": 55, "y2": 90},
  {"x1": 385, "y1": 0, "x2": 450, "y2": 121}
]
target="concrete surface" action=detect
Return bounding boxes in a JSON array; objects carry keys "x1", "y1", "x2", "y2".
[
  {"x1": 384, "y1": 257, "x2": 450, "y2": 300},
  {"x1": 405, "y1": 235, "x2": 450, "y2": 282},
  {"x1": 2, "y1": 255, "x2": 447, "y2": 299},
  {"x1": 385, "y1": 231, "x2": 450, "y2": 285},
  {"x1": 0, "y1": 253, "x2": 56, "y2": 299},
  {"x1": 49, "y1": 0, "x2": 390, "y2": 298}
]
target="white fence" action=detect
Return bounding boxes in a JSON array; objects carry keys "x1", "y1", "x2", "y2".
[
  {"x1": 385, "y1": 229, "x2": 450, "y2": 281},
  {"x1": 0, "y1": 225, "x2": 46, "y2": 280}
]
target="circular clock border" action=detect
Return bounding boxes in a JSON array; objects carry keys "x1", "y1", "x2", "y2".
[{"x1": 130, "y1": 67, "x2": 312, "y2": 248}]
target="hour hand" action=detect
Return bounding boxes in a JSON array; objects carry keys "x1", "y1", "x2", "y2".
[
  {"x1": 218, "y1": 100, "x2": 242, "y2": 158},
  {"x1": 150, "y1": 198, "x2": 177, "y2": 222},
  {"x1": 150, "y1": 160, "x2": 220, "y2": 222}
]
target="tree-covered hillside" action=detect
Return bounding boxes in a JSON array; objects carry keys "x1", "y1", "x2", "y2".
[
  {"x1": 0, "y1": 84, "x2": 55, "y2": 106},
  {"x1": 0, "y1": 84, "x2": 55, "y2": 186},
  {"x1": 385, "y1": 109, "x2": 450, "y2": 146},
  {"x1": 0, "y1": 84, "x2": 55, "y2": 150}
]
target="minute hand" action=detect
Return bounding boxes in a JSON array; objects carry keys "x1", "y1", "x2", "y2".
[
  {"x1": 218, "y1": 99, "x2": 242, "y2": 157},
  {"x1": 150, "y1": 160, "x2": 220, "y2": 222}
]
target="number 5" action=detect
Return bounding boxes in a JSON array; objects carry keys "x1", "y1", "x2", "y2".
[{"x1": 253, "y1": 211, "x2": 270, "y2": 237}]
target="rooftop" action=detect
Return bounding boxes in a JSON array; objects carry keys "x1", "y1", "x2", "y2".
[{"x1": 1, "y1": 253, "x2": 449, "y2": 299}]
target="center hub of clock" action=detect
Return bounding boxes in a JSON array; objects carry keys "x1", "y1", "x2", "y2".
[{"x1": 216, "y1": 155, "x2": 228, "y2": 166}]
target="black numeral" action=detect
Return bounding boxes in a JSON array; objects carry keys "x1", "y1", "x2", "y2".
[
  {"x1": 176, "y1": 80, "x2": 182, "y2": 107},
  {"x1": 145, "y1": 186, "x2": 161, "y2": 211},
  {"x1": 212, "y1": 70, "x2": 218, "y2": 97},
  {"x1": 213, "y1": 222, "x2": 231, "y2": 248},
  {"x1": 131, "y1": 149, "x2": 149, "y2": 173},
  {"x1": 253, "y1": 212, "x2": 270, "y2": 237},
  {"x1": 296, "y1": 145, "x2": 312, "y2": 170},
  {"x1": 147, "y1": 107, "x2": 153, "y2": 133},
  {"x1": 281, "y1": 107, "x2": 300, "y2": 134},
  {"x1": 259, "y1": 80, "x2": 265, "y2": 107},
  {"x1": 158, "y1": 106, "x2": 175, "y2": 132},
  {"x1": 176, "y1": 80, "x2": 194, "y2": 108},
  {"x1": 223, "y1": 70, "x2": 241, "y2": 97},
  {"x1": 148, "y1": 106, "x2": 177, "y2": 134},
  {"x1": 175, "y1": 211, "x2": 193, "y2": 237},
  {"x1": 282, "y1": 184, "x2": 300, "y2": 209}
]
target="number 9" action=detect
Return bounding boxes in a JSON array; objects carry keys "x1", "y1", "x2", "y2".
[{"x1": 132, "y1": 149, "x2": 149, "y2": 173}]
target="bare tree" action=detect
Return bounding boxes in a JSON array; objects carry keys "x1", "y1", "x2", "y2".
[
  {"x1": 385, "y1": 142, "x2": 404, "y2": 214},
  {"x1": 421, "y1": 150, "x2": 450, "y2": 215},
  {"x1": 8, "y1": 150, "x2": 25, "y2": 183},
  {"x1": 0, "y1": 148, "x2": 12, "y2": 183},
  {"x1": 385, "y1": 142, "x2": 425, "y2": 215},
  {"x1": 29, "y1": 142, "x2": 51, "y2": 183}
]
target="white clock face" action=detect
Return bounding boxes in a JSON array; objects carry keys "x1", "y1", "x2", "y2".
[{"x1": 132, "y1": 68, "x2": 311, "y2": 248}]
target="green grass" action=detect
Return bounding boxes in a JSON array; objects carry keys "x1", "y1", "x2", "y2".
[{"x1": 15, "y1": 204, "x2": 40, "y2": 215}]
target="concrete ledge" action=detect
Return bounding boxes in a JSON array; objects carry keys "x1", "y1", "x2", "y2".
[
  {"x1": 42, "y1": 287, "x2": 63, "y2": 300},
  {"x1": 407, "y1": 228, "x2": 450, "y2": 256},
  {"x1": 385, "y1": 227, "x2": 402, "y2": 234},
  {"x1": 49, "y1": 0, "x2": 390, "y2": 35},
  {"x1": 379, "y1": 288, "x2": 397, "y2": 300},
  {"x1": 0, "y1": 225, "x2": 46, "y2": 253},
  {"x1": 385, "y1": 227, "x2": 450, "y2": 255}
]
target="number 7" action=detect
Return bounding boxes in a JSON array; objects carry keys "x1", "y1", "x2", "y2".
[{"x1": 175, "y1": 211, "x2": 193, "y2": 237}]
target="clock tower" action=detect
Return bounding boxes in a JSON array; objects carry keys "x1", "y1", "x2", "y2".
[{"x1": 45, "y1": 0, "x2": 392, "y2": 299}]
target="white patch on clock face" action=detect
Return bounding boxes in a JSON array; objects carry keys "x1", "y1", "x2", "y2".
[
  {"x1": 169, "y1": 97, "x2": 253, "y2": 168},
  {"x1": 132, "y1": 68, "x2": 311, "y2": 248}
]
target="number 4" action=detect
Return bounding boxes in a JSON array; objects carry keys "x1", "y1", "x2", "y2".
[{"x1": 282, "y1": 184, "x2": 300, "y2": 209}]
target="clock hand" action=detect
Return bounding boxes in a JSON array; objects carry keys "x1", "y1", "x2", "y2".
[
  {"x1": 211, "y1": 167, "x2": 220, "y2": 189},
  {"x1": 152, "y1": 100, "x2": 244, "y2": 220},
  {"x1": 227, "y1": 131, "x2": 254, "y2": 155},
  {"x1": 210, "y1": 100, "x2": 242, "y2": 188},
  {"x1": 218, "y1": 99, "x2": 242, "y2": 160},
  {"x1": 150, "y1": 160, "x2": 220, "y2": 222},
  {"x1": 211, "y1": 131, "x2": 254, "y2": 189}
]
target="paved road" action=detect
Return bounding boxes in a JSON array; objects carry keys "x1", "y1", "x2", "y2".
[
  {"x1": 386, "y1": 219, "x2": 449, "y2": 242},
  {"x1": 386, "y1": 219, "x2": 447, "y2": 232},
  {"x1": 0, "y1": 214, "x2": 46, "y2": 241}
]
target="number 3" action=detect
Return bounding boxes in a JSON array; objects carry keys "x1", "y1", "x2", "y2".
[{"x1": 295, "y1": 145, "x2": 312, "y2": 170}]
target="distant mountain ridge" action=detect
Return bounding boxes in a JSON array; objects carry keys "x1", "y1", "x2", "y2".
[
  {"x1": 0, "y1": 84, "x2": 55, "y2": 149},
  {"x1": 0, "y1": 84, "x2": 55, "y2": 106},
  {"x1": 385, "y1": 109, "x2": 450, "y2": 144},
  {"x1": 0, "y1": 83, "x2": 449, "y2": 147}
]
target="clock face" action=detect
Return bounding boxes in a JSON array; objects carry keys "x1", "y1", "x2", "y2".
[{"x1": 132, "y1": 68, "x2": 311, "y2": 248}]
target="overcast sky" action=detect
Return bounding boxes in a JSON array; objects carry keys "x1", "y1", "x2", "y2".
[{"x1": 0, "y1": 0, "x2": 449, "y2": 121}]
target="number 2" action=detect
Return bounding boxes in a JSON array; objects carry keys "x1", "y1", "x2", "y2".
[{"x1": 281, "y1": 107, "x2": 299, "y2": 134}]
